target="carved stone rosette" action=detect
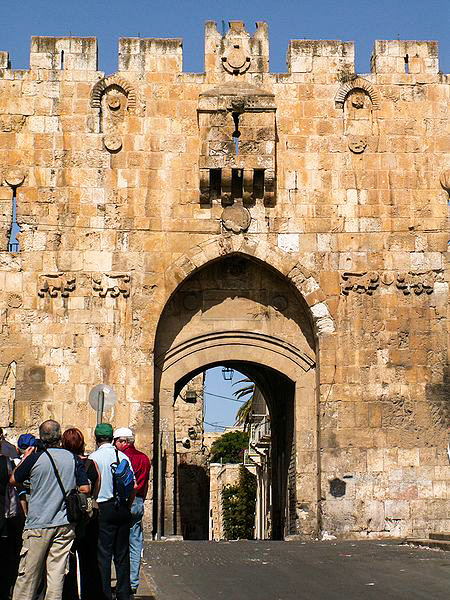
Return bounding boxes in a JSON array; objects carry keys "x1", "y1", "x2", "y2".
[
  {"x1": 221, "y1": 202, "x2": 251, "y2": 233},
  {"x1": 222, "y1": 45, "x2": 251, "y2": 75}
]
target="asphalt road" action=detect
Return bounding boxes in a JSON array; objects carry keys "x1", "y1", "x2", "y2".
[{"x1": 142, "y1": 540, "x2": 449, "y2": 600}]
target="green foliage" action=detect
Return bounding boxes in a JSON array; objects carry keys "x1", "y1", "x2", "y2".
[
  {"x1": 210, "y1": 431, "x2": 249, "y2": 464},
  {"x1": 222, "y1": 465, "x2": 256, "y2": 540},
  {"x1": 233, "y1": 378, "x2": 255, "y2": 430}
]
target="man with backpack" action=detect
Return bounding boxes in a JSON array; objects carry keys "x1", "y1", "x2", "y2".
[
  {"x1": 113, "y1": 427, "x2": 151, "y2": 596},
  {"x1": 89, "y1": 423, "x2": 135, "y2": 600}
]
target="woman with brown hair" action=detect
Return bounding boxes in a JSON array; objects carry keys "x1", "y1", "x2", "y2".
[{"x1": 61, "y1": 428, "x2": 102, "y2": 600}]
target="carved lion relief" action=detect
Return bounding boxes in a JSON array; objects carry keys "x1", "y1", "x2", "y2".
[
  {"x1": 38, "y1": 273, "x2": 76, "y2": 298},
  {"x1": 341, "y1": 270, "x2": 443, "y2": 296},
  {"x1": 92, "y1": 273, "x2": 131, "y2": 298}
]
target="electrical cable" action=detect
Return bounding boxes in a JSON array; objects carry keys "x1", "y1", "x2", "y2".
[
  {"x1": 203, "y1": 420, "x2": 228, "y2": 430},
  {"x1": 203, "y1": 391, "x2": 246, "y2": 403}
]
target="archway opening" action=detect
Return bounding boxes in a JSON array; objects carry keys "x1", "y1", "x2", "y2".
[
  {"x1": 172, "y1": 361, "x2": 294, "y2": 540},
  {"x1": 153, "y1": 253, "x2": 317, "y2": 540}
]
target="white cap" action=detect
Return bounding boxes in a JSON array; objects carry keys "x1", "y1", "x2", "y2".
[{"x1": 113, "y1": 427, "x2": 133, "y2": 439}]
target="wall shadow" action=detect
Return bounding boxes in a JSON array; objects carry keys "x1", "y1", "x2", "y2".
[{"x1": 178, "y1": 463, "x2": 210, "y2": 540}]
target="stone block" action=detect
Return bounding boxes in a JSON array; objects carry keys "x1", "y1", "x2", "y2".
[
  {"x1": 372, "y1": 40, "x2": 439, "y2": 74},
  {"x1": 119, "y1": 38, "x2": 183, "y2": 73},
  {"x1": 0, "y1": 52, "x2": 10, "y2": 69},
  {"x1": 398, "y1": 448, "x2": 420, "y2": 468},
  {"x1": 30, "y1": 37, "x2": 97, "y2": 70},
  {"x1": 385, "y1": 500, "x2": 410, "y2": 520}
]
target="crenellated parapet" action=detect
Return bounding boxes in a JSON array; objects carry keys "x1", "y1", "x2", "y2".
[
  {"x1": 0, "y1": 26, "x2": 445, "y2": 81},
  {"x1": 118, "y1": 37, "x2": 183, "y2": 74},
  {"x1": 287, "y1": 39, "x2": 355, "y2": 77},
  {"x1": 371, "y1": 40, "x2": 439, "y2": 75},
  {"x1": 204, "y1": 20, "x2": 270, "y2": 77},
  {"x1": 29, "y1": 36, "x2": 98, "y2": 71}
]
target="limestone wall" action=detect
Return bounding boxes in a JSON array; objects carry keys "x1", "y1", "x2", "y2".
[
  {"x1": 209, "y1": 463, "x2": 241, "y2": 540},
  {"x1": 0, "y1": 21, "x2": 448, "y2": 538}
]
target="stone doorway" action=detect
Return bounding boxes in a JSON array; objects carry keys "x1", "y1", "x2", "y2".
[
  {"x1": 153, "y1": 254, "x2": 318, "y2": 540},
  {"x1": 174, "y1": 362, "x2": 294, "y2": 540}
]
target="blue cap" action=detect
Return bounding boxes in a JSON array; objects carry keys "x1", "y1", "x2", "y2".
[{"x1": 17, "y1": 433, "x2": 36, "y2": 450}]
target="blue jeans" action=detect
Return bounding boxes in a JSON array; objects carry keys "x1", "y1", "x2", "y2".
[{"x1": 129, "y1": 497, "x2": 144, "y2": 590}]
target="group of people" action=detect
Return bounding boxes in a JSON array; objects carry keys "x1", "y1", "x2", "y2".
[{"x1": 0, "y1": 421, "x2": 151, "y2": 600}]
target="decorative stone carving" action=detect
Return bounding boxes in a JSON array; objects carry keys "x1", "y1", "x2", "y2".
[
  {"x1": 348, "y1": 137, "x2": 367, "y2": 154},
  {"x1": 272, "y1": 295, "x2": 288, "y2": 311},
  {"x1": 341, "y1": 271, "x2": 380, "y2": 295},
  {"x1": 221, "y1": 202, "x2": 251, "y2": 233},
  {"x1": 395, "y1": 272, "x2": 435, "y2": 295},
  {"x1": 182, "y1": 292, "x2": 201, "y2": 312},
  {"x1": 380, "y1": 272, "x2": 395, "y2": 286},
  {"x1": 336, "y1": 77, "x2": 379, "y2": 154},
  {"x1": 91, "y1": 75, "x2": 137, "y2": 113},
  {"x1": 38, "y1": 273, "x2": 76, "y2": 298},
  {"x1": 335, "y1": 77, "x2": 381, "y2": 110},
  {"x1": 90, "y1": 75, "x2": 140, "y2": 147},
  {"x1": 440, "y1": 168, "x2": 450, "y2": 196},
  {"x1": 107, "y1": 95, "x2": 121, "y2": 111},
  {"x1": 222, "y1": 44, "x2": 251, "y2": 75},
  {"x1": 103, "y1": 89, "x2": 126, "y2": 128},
  {"x1": 7, "y1": 294, "x2": 22, "y2": 308},
  {"x1": 341, "y1": 271, "x2": 443, "y2": 296},
  {"x1": 100, "y1": 86, "x2": 127, "y2": 152},
  {"x1": 103, "y1": 133, "x2": 122, "y2": 153},
  {"x1": 4, "y1": 169, "x2": 25, "y2": 187},
  {"x1": 351, "y1": 91, "x2": 366, "y2": 109},
  {"x1": 92, "y1": 273, "x2": 131, "y2": 298}
]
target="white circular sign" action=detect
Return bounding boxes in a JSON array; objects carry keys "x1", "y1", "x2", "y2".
[{"x1": 89, "y1": 384, "x2": 117, "y2": 411}]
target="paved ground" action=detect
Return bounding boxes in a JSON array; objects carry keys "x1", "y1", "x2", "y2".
[{"x1": 141, "y1": 540, "x2": 449, "y2": 600}]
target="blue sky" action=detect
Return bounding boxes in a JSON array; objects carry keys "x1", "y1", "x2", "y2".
[
  {"x1": 3, "y1": 1, "x2": 448, "y2": 428},
  {"x1": 204, "y1": 368, "x2": 248, "y2": 432},
  {"x1": 2, "y1": 0, "x2": 449, "y2": 74}
]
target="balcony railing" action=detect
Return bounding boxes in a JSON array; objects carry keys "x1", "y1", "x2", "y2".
[{"x1": 250, "y1": 418, "x2": 271, "y2": 447}]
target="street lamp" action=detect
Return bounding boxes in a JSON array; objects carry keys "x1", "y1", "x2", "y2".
[
  {"x1": 184, "y1": 390, "x2": 197, "y2": 403},
  {"x1": 221, "y1": 367, "x2": 234, "y2": 381}
]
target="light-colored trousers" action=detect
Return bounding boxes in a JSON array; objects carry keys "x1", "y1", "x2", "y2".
[{"x1": 12, "y1": 524, "x2": 75, "y2": 600}]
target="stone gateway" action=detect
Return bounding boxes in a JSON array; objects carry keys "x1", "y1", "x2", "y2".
[{"x1": 0, "y1": 22, "x2": 448, "y2": 540}]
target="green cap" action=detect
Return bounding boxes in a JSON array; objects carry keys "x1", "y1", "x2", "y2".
[{"x1": 95, "y1": 423, "x2": 113, "y2": 437}]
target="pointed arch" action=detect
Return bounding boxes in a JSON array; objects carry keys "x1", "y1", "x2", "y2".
[
  {"x1": 155, "y1": 236, "x2": 335, "y2": 339},
  {"x1": 90, "y1": 74, "x2": 137, "y2": 113},
  {"x1": 335, "y1": 76, "x2": 381, "y2": 110}
]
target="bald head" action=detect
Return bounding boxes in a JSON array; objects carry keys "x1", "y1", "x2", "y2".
[{"x1": 39, "y1": 420, "x2": 61, "y2": 447}]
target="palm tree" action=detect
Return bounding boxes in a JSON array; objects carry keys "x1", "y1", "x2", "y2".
[{"x1": 233, "y1": 378, "x2": 255, "y2": 430}]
